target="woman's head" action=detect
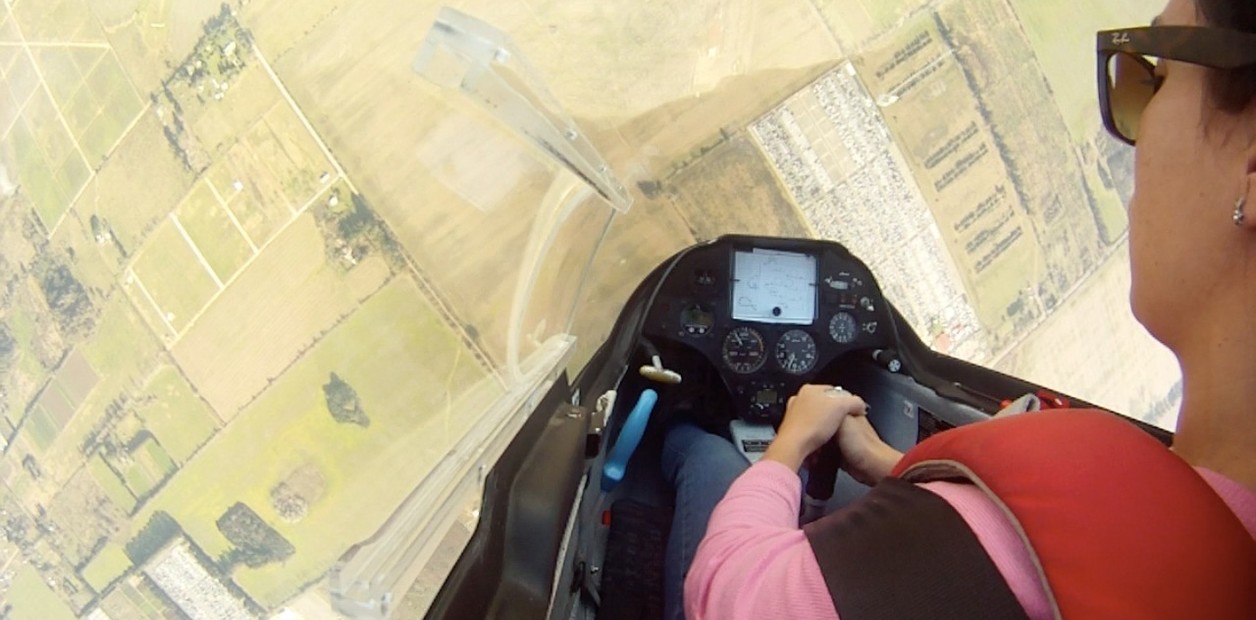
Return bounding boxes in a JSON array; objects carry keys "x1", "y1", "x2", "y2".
[
  {"x1": 1195, "y1": 0, "x2": 1256, "y2": 113},
  {"x1": 1125, "y1": 0, "x2": 1256, "y2": 355}
]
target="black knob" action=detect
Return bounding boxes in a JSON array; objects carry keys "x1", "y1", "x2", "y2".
[{"x1": 872, "y1": 349, "x2": 901, "y2": 373}]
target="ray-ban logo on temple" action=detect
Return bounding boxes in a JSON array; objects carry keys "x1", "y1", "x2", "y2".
[{"x1": 1097, "y1": 25, "x2": 1256, "y2": 145}]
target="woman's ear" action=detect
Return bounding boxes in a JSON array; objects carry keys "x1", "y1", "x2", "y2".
[{"x1": 1239, "y1": 136, "x2": 1256, "y2": 229}]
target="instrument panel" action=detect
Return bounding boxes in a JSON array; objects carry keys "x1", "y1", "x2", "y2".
[{"x1": 643, "y1": 239, "x2": 892, "y2": 422}]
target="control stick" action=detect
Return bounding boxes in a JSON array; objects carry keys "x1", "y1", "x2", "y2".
[{"x1": 802, "y1": 440, "x2": 842, "y2": 524}]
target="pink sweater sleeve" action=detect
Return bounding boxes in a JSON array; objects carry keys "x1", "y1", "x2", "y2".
[
  {"x1": 684, "y1": 461, "x2": 1053, "y2": 620},
  {"x1": 684, "y1": 460, "x2": 838, "y2": 620}
]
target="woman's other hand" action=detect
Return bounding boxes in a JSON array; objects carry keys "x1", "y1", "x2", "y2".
[
  {"x1": 763, "y1": 384, "x2": 867, "y2": 470},
  {"x1": 836, "y1": 414, "x2": 903, "y2": 486}
]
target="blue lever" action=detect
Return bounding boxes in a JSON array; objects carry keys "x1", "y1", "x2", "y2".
[{"x1": 601, "y1": 389, "x2": 658, "y2": 492}]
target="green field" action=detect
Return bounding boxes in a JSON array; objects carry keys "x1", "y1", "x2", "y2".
[
  {"x1": 24, "y1": 406, "x2": 59, "y2": 450},
  {"x1": 79, "y1": 298, "x2": 162, "y2": 396},
  {"x1": 89, "y1": 454, "x2": 136, "y2": 513},
  {"x1": 131, "y1": 219, "x2": 221, "y2": 331},
  {"x1": 32, "y1": 47, "x2": 88, "y2": 106},
  {"x1": 1, "y1": 309, "x2": 47, "y2": 426},
  {"x1": 4, "y1": 51, "x2": 40, "y2": 104},
  {"x1": 8, "y1": 565, "x2": 77, "y2": 620},
  {"x1": 139, "y1": 276, "x2": 487, "y2": 606},
  {"x1": 79, "y1": 105, "x2": 129, "y2": 166},
  {"x1": 46, "y1": 206, "x2": 123, "y2": 293},
  {"x1": 669, "y1": 135, "x2": 810, "y2": 240},
  {"x1": 48, "y1": 296, "x2": 160, "y2": 464},
  {"x1": 206, "y1": 142, "x2": 296, "y2": 244},
  {"x1": 187, "y1": 64, "x2": 281, "y2": 155},
  {"x1": 88, "y1": 113, "x2": 197, "y2": 255},
  {"x1": 121, "y1": 462, "x2": 156, "y2": 497},
  {"x1": 64, "y1": 86, "x2": 100, "y2": 142},
  {"x1": 3, "y1": 393, "x2": 21, "y2": 428},
  {"x1": 176, "y1": 181, "x2": 255, "y2": 281},
  {"x1": 1008, "y1": 0, "x2": 1157, "y2": 144},
  {"x1": 0, "y1": 87, "x2": 18, "y2": 140},
  {"x1": 120, "y1": 436, "x2": 176, "y2": 497},
  {"x1": 136, "y1": 365, "x2": 221, "y2": 463},
  {"x1": 170, "y1": 213, "x2": 391, "y2": 416},
  {"x1": 9, "y1": 114, "x2": 71, "y2": 227},
  {"x1": 28, "y1": 87, "x2": 89, "y2": 186},
  {"x1": 972, "y1": 231, "x2": 1038, "y2": 342},
  {"x1": 814, "y1": 0, "x2": 932, "y2": 50},
  {"x1": 11, "y1": 0, "x2": 102, "y2": 43},
  {"x1": 0, "y1": 34, "x2": 16, "y2": 64},
  {"x1": 252, "y1": 104, "x2": 332, "y2": 204},
  {"x1": 1083, "y1": 160, "x2": 1129, "y2": 243},
  {"x1": 82, "y1": 543, "x2": 132, "y2": 593},
  {"x1": 100, "y1": 577, "x2": 178, "y2": 619},
  {"x1": 79, "y1": 54, "x2": 144, "y2": 163}
]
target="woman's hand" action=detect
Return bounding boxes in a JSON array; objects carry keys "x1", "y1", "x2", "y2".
[
  {"x1": 836, "y1": 414, "x2": 903, "y2": 486},
  {"x1": 763, "y1": 384, "x2": 867, "y2": 470}
]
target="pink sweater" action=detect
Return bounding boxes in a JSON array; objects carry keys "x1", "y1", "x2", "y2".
[{"x1": 685, "y1": 461, "x2": 1256, "y2": 620}]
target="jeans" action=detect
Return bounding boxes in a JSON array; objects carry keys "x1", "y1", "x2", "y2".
[{"x1": 661, "y1": 423, "x2": 749, "y2": 620}]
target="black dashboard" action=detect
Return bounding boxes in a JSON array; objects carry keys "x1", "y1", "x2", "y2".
[{"x1": 642, "y1": 238, "x2": 893, "y2": 422}]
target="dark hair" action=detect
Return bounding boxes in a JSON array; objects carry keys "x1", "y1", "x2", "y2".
[{"x1": 1197, "y1": 0, "x2": 1256, "y2": 112}]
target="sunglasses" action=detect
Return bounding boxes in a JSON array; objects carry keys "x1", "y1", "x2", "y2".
[{"x1": 1096, "y1": 25, "x2": 1256, "y2": 145}]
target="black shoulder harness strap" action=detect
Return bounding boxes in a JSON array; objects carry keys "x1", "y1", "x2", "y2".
[{"x1": 802, "y1": 477, "x2": 1031, "y2": 620}]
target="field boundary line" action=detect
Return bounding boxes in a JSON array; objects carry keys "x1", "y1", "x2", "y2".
[
  {"x1": 102, "y1": 100, "x2": 152, "y2": 160},
  {"x1": 168, "y1": 212, "x2": 225, "y2": 288},
  {"x1": 49, "y1": 177, "x2": 94, "y2": 236},
  {"x1": 172, "y1": 180, "x2": 335, "y2": 343},
  {"x1": 5, "y1": 4, "x2": 95, "y2": 187},
  {"x1": 251, "y1": 44, "x2": 356, "y2": 193},
  {"x1": 0, "y1": 41, "x2": 111, "y2": 49},
  {"x1": 242, "y1": 131, "x2": 298, "y2": 215},
  {"x1": 251, "y1": 42, "x2": 497, "y2": 377},
  {"x1": 128, "y1": 268, "x2": 177, "y2": 337},
  {"x1": 0, "y1": 85, "x2": 39, "y2": 142},
  {"x1": 65, "y1": 48, "x2": 110, "y2": 109},
  {"x1": 205, "y1": 178, "x2": 258, "y2": 252},
  {"x1": 4, "y1": 75, "x2": 81, "y2": 235},
  {"x1": 108, "y1": 45, "x2": 146, "y2": 107}
]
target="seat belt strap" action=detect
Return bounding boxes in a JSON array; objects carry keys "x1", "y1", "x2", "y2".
[{"x1": 804, "y1": 477, "x2": 1029, "y2": 620}]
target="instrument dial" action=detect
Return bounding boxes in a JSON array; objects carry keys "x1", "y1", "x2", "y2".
[
  {"x1": 722, "y1": 327, "x2": 767, "y2": 374},
  {"x1": 680, "y1": 304, "x2": 714, "y2": 336},
  {"x1": 775, "y1": 329, "x2": 818, "y2": 375},
  {"x1": 829, "y1": 312, "x2": 858, "y2": 344}
]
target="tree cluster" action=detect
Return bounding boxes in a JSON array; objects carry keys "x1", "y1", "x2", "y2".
[
  {"x1": 215, "y1": 503, "x2": 294, "y2": 569},
  {"x1": 322, "y1": 372, "x2": 369, "y2": 427},
  {"x1": 125, "y1": 511, "x2": 181, "y2": 565},
  {"x1": 313, "y1": 192, "x2": 404, "y2": 271},
  {"x1": 3, "y1": 514, "x2": 30, "y2": 547},
  {"x1": 269, "y1": 482, "x2": 308, "y2": 523},
  {"x1": 20, "y1": 455, "x2": 40, "y2": 480},
  {"x1": 38, "y1": 263, "x2": 93, "y2": 337},
  {"x1": 0, "y1": 322, "x2": 14, "y2": 374}
]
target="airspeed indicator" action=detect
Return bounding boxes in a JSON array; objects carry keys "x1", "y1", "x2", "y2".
[{"x1": 775, "y1": 329, "x2": 817, "y2": 375}]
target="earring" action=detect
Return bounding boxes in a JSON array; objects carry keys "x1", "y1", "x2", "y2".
[{"x1": 1234, "y1": 196, "x2": 1247, "y2": 226}]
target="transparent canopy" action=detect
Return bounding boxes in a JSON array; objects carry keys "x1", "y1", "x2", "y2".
[{"x1": 0, "y1": 1, "x2": 1179, "y2": 619}]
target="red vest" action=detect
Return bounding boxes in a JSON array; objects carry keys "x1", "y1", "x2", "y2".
[{"x1": 892, "y1": 409, "x2": 1256, "y2": 619}]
